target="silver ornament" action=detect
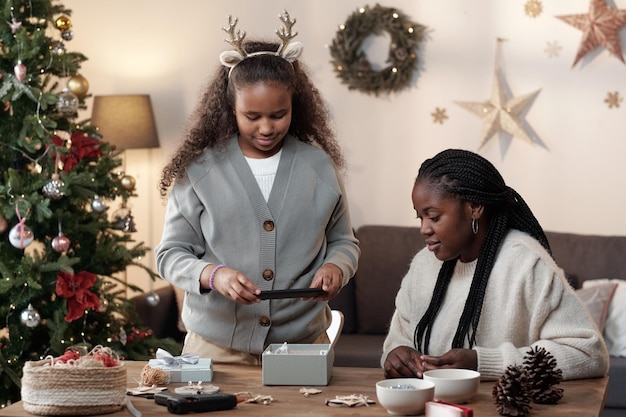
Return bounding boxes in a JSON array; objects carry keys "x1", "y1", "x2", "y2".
[
  {"x1": 42, "y1": 178, "x2": 65, "y2": 200},
  {"x1": 113, "y1": 207, "x2": 137, "y2": 233},
  {"x1": 9, "y1": 223, "x2": 34, "y2": 249},
  {"x1": 61, "y1": 29, "x2": 73, "y2": 41},
  {"x1": 50, "y1": 40, "x2": 66, "y2": 55},
  {"x1": 91, "y1": 195, "x2": 108, "y2": 213},
  {"x1": 56, "y1": 88, "x2": 78, "y2": 116},
  {"x1": 146, "y1": 291, "x2": 161, "y2": 307},
  {"x1": 20, "y1": 304, "x2": 41, "y2": 327}
]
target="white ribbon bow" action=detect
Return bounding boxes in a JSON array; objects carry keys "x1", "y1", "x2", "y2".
[{"x1": 155, "y1": 348, "x2": 199, "y2": 367}]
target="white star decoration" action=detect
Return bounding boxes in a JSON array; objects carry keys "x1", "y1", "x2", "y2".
[{"x1": 455, "y1": 69, "x2": 544, "y2": 153}]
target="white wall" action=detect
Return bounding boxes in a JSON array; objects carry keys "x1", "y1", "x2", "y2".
[{"x1": 63, "y1": 0, "x2": 626, "y2": 293}]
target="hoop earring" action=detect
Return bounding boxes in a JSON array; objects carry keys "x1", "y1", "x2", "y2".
[{"x1": 471, "y1": 218, "x2": 479, "y2": 235}]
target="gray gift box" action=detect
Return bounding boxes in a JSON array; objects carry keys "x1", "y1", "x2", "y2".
[{"x1": 262, "y1": 343, "x2": 334, "y2": 386}]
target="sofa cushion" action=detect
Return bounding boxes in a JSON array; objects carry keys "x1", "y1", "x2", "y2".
[
  {"x1": 354, "y1": 225, "x2": 425, "y2": 335},
  {"x1": 545, "y1": 232, "x2": 626, "y2": 287},
  {"x1": 575, "y1": 282, "x2": 618, "y2": 331},
  {"x1": 583, "y1": 279, "x2": 626, "y2": 357}
]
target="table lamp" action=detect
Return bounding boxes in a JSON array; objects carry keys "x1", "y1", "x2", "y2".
[{"x1": 91, "y1": 94, "x2": 159, "y2": 149}]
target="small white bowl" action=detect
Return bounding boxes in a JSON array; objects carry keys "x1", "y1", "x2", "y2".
[
  {"x1": 376, "y1": 378, "x2": 435, "y2": 416},
  {"x1": 422, "y1": 369, "x2": 480, "y2": 404}
]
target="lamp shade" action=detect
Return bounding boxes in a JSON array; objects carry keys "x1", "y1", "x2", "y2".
[{"x1": 91, "y1": 95, "x2": 159, "y2": 149}]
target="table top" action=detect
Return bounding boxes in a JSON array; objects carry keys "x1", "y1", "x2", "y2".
[{"x1": 0, "y1": 361, "x2": 608, "y2": 417}]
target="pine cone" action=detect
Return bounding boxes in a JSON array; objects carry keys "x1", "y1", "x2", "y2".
[
  {"x1": 493, "y1": 364, "x2": 532, "y2": 416},
  {"x1": 523, "y1": 346, "x2": 564, "y2": 404}
]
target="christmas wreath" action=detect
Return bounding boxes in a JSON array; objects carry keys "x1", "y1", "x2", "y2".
[{"x1": 329, "y1": 4, "x2": 425, "y2": 96}]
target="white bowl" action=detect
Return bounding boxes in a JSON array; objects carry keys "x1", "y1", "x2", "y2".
[
  {"x1": 422, "y1": 369, "x2": 480, "y2": 404},
  {"x1": 376, "y1": 378, "x2": 435, "y2": 416}
]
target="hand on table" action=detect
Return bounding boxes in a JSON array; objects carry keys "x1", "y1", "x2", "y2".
[
  {"x1": 384, "y1": 346, "x2": 425, "y2": 378},
  {"x1": 420, "y1": 348, "x2": 478, "y2": 373}
]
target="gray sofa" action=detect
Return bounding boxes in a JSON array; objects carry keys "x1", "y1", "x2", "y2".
[
  {"x1": 133, "y1": 225, "x2": 626, "y2": 416},
  {"x1": 329, "y1": 225, "x2": 625, "y2": 417}
]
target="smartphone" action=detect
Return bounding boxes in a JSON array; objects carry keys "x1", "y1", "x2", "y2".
[{"x1": 154, "y1": 392, "x2": 238, "y2": 414}]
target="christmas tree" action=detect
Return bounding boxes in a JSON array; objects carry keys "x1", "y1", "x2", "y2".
[{"x1": 0, "y1": 0, "x2": 179, "y2": 407}]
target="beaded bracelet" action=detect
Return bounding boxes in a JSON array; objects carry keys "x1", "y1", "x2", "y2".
[{"x1": 209, "y1": 264, "x2": 226, "y2": 291}]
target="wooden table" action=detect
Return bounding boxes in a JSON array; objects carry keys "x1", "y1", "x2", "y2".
[{"x1": 0, "y1": 361, "x2": 608, "y2": 416}]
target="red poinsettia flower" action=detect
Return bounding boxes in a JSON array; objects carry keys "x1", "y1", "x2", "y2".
[
  {"x1": 55, "y1": 270, "x2": 100, "y2": 322},
  {"x1": 51, "y1": 131, "x2": 102, "y2": 172}
]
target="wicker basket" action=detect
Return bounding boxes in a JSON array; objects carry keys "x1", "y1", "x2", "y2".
[{"x1": 21, "y1": 358, "x2": 127, "y2": 416}]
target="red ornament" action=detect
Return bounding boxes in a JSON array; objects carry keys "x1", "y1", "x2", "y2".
[{"x1": 52, "y1": 234, "x2": 71, "y2": 253}]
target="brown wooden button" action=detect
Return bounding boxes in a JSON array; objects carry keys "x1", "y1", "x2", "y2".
[
  {"x1": 263, "y1": 221, "x2": 274, "y2": 231},
  {"x1": 259, "y1": 316, "x2": 271, "y2": 326},
  {"x1": 262, "y1": 269, "x2": 274, "y2": 281}
]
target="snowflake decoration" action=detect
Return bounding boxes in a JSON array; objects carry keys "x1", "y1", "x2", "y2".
[
  {"x1": 545, "y1": 41, "x2": 562, "y2": 58},
  {"x1": 431, "y1": 107, "x2": 448, "y2": 124},
  {"x1": 604, "y1": 91, "x2": 623, "y2": 108},
  {"x1": 525, "y1": 0, "x2": 543, "y2": 18}
]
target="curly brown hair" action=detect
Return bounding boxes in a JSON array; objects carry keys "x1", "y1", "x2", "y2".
[{"x1": 159, "y1": 40, "x2": 345, "y2": 197}]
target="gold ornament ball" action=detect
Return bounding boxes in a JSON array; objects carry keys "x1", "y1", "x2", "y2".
[
  {"x1": 121, "y1": 175, "x2": 136, "y2": 191},
  {"x1": 67, "y1": 74, "x2": 89, "y2": 99},
  {"x1": 55, "y1": 15, "x2": 72, "y2": 32}
]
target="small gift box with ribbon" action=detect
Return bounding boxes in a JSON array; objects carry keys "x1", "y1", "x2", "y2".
[{"x1": 148, "y1": 348, "x2": 213, "y2": 383}]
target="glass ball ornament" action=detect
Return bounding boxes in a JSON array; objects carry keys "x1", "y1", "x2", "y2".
[
  {"x1": 55, "y1": 15, "x2": 72, "y2": 32},
  {"x1": 50, "y1": 40, "x2": 66, "y2": 56},
  {"x1": 120, "y1": 175, "x2": 136, "y2": 191},
  {"x1": 67, "y1": 74, "x2": 89, "y2": 99},
  {"x1": 146, "y1": 291, "x2": 161, "y2": 307},
  {"x1": 9, "y1": 224, "x2": 34, "y2": 249},
  {"x1": 42, "y1": 174, "x2": 64, "y2": 200},
  {"x1": 14, "y1": 61, "x2": 26, "y2": 82},
  {"x1": 61, "y1": 29, "x2": 74, "y2": 41},
  {"x1": 52, "y1": 233, "x2": 71, "y2": 253},
  {"x1": 20, "y1": 304, "x2": 41, "y2": 327},
  {"x1": 56, "y1": 88, "x2": 78, "y2": 116},
  {"x1": 91, "y1": 195, "x2": 108, "y2": 213},
  {"x1": 112, "y1": 206, "x2": 137, "y2": 233}
]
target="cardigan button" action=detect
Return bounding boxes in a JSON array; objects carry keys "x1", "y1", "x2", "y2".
[
  {"x1": 262, "y1": 269, "x2": 274, "y2": 281},
  {"x1": 259, "y1": 316, "x2": 271, "y2": 326},
  {"x1": 263, "y1": 221, "x2": 274, "y2": 232}
]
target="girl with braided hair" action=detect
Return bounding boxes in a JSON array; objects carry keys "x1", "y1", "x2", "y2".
[
  {"x1": 156, "y1": 12, "x2": 359, "y2": 363},
  {"x1": 382, "y1": 149, "x2": 608, "y2": 380}
]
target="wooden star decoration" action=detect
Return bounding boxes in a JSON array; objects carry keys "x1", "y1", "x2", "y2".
[
  {"x1": 604, "y1": 91, "x2": 623, "y2": 108},
  {"x1": 557, "y1": 0, "x2": 626, "y2": 67},
  {"x1": 455, "y1": 69, "x2": 542, "y2": 152},
  {"x1": 431, "y1": 107, "x2": 448, "y2": 124}
]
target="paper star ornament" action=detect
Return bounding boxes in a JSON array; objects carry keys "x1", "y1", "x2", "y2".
[
  {"x1": 455, "y1": 69, "x2": 542, "y2": 152},
  {"x1": 557, "y1": 0, "x2": 626, "y2": 67}
]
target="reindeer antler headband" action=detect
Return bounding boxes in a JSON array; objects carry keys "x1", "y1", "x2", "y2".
[{"x1": 219, "y1": 10, "x2": 303, "y2": 74}]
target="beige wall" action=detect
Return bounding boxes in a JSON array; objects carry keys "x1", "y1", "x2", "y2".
[{"x1": 63, "y1": 0, "x2": 626, "y2": 293}]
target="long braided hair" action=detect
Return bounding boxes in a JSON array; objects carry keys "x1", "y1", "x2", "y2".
[{"x1": 413, "y1": 149, "x2": 551, "y2": 354}]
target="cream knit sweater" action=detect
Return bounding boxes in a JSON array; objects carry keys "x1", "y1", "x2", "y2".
[{"x1": 382, "y1": 230, "x2": 609, "y2": 380}]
